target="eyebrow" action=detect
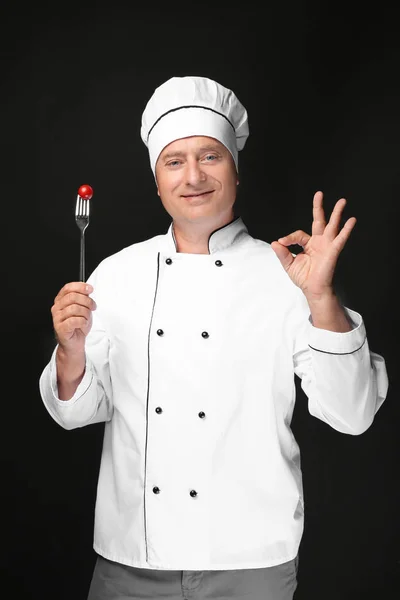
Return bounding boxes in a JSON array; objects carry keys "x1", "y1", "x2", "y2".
[{"x1": 161, "y1": 144, "x2": 223, "y2": 160}]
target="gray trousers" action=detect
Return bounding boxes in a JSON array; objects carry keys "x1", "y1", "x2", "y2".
[{"x1": 87, "y1": 553, "x2": 299, "y2": 600}]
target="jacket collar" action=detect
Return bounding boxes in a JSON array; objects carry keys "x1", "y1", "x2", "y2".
[{"x1": 162, "y1": 216, "x2": 248, "y2": 255}]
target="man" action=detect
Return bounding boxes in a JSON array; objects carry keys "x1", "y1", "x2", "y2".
[{"x1": 39, "y1": 76, "x2": 389, "y2": 600}]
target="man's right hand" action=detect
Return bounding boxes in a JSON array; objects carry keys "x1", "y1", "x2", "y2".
[{"x1": 51, "y1": 282, "x2": 97, "y2": 354}]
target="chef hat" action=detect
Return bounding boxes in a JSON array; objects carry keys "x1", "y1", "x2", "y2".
[{"x1": 140, "y1": 76, "x2": 249, "y2": 176}]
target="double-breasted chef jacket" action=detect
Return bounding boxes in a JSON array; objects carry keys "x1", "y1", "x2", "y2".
[{"x1": 39, "y1": 216, "x2": 388, "y2": 571}]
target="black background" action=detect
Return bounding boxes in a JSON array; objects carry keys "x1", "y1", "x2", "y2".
[{"x1": 2, "y1": 2, "x2": 399, "y2": 598}]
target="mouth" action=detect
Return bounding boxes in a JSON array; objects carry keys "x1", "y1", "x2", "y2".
[{"x1": 181, "y1": 191, "x2": 213, "y2": 200}]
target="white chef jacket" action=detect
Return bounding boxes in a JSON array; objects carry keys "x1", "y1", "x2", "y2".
[{"x1": 39, "y1": 216, "x2": 388, "y2": 571}]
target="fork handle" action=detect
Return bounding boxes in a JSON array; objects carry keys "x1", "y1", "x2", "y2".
[{"x1": 79, "y1": 231, "x2": 85, "y2": 282}]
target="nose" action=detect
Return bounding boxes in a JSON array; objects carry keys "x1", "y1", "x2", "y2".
[{"x1": 184, "y1": 158, "x2": 206, "y2": 186}]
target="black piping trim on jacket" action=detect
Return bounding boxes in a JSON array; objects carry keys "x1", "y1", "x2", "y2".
[
  {"x1": 308, "y1": 336, "x2": 366, "y2": 355},
  {"x1": 147, "y1": 105, "x2": 235, "y2": 141},
  {"x1": 144, "y1": 251, "x2": 161, "y2": 562},
  {"x1": 207, "y1": 216, "x2": 240, "y2": 242},
  {"x1": 207, "y1": 216, "x2": 241, "y2": 253}
]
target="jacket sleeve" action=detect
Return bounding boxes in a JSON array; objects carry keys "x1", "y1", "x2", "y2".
[
  {"x1": 38, "y1": 268, "x2": 114, "y2": 430},
  {"x1": 291, "y1": 289, "x2": 389, "y2": 435}
]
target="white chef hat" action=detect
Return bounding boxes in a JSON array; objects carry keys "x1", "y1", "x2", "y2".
[{"x1": 140, "y1": 76, "x2": 249, "y2": 176}]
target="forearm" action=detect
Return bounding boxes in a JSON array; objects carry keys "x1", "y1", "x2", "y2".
[
  {"x1": 56, "y1": 345, "x2": 86, "y2": 400},
  {"x1": 307, "y1": 291, "x2": 353, "y2": 332}
]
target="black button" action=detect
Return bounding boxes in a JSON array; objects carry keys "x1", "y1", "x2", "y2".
[
  {"x1": 155, "y1": 407, "x2": 162, "y2": 414},
  {"x1": 190, "y1": 490, "x2": 198, "y2": 498},
  {"x1": 215, "y1": 260, "x2": 223, "y2": 267},
  {"x1": 198, "y1": 411, "x2": 205, "y2": 419},
  {"x1": 157, "y1": 329, "x2": 164, "y2": 336},
  {"x1": 153, "y1": 486, "x2": 160, "y2": 494},
  {"x1": 201, "y1": 331, "x2": 209, "y2": 338},
  {"x1": 166, "y1": 258, "x2": 172, "y2": 265}
]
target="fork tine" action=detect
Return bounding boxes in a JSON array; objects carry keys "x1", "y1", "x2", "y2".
[
  {"x1": 75, "y1": 194, "x2": 81, "y2": 216},
  {"x1": 83, "y1": 197, "x2": 90, "y2": 217}
]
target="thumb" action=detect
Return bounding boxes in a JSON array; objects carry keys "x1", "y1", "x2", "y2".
[{"x1": 270, "y1": 241, "x2": 295, "y2": 271}]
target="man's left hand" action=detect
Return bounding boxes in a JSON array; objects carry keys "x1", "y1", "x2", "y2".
[{"x1": 271, "y1": 190, "x2": 357, "y2": 300}]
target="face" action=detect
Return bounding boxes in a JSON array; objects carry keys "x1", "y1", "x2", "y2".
[{"x1": 154, "y1": 136, "x2": 238, "y2": 227}]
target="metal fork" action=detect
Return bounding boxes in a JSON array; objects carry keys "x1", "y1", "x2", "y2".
[{"x1": 75, "y1": 194, "x2": 90, "y2": 282}]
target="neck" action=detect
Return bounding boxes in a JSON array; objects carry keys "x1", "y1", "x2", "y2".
[{"x1": 172, "y1": 211, "x2": 235, "y2": 254}]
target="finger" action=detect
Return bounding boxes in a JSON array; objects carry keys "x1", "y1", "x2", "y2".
[
  {"x1": 58, "y1": 314, "x2": 92, "y2": 337},
  {"x1": 52, "y1": 292, "x2": 97, "y2": 316},
  {"x1": 271, "y1": 241, "x2": 296, "y2": 271},
  {"x1": 59, "y1": 304, "x2": 93, "y2": 324},
  {"x1": 324, "y1": 198, "x2": 347, "y2": 240},
  {"x1": 311, "y1": 191, "x2": 326, "y2": 236},
  {"x1": 53, "y1": 306, "x2": 93, "y2": 335},
  {"x1": 54, "y1": 282, "x2": 93, "y2": 304},
  {"x1": 332, "y1": 216, "x2": 357, "y2": 253},
  {"x1": 278, "y1": 230, "x2": 310, "y2": 248}
]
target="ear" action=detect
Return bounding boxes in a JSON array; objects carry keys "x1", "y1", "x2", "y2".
[{"x1": 237, "y1": 180, "x2": 239, "y2": 185}]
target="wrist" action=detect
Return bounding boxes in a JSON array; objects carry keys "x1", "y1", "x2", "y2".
[
  {"x1": 305, "y1": 290, "x2": 353, "y2": 332},
  {"x1": 56, "y1": 342, "x2": 85, "y2": 360},
  {"x1": 304, "y1": 287, "x2": 336, "y2": 307},
  {"x1": 56, "y1": 345, "x2": 86, "y2": 382}
]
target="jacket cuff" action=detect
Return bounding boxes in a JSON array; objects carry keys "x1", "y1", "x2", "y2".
[{"x1": 308, "y1": 308, "x2": 367, "y2": 355}]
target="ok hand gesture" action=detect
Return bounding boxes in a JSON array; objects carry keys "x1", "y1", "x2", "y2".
[{"x1": 271, "y1": 191, "x2": 357, "y2": 300}]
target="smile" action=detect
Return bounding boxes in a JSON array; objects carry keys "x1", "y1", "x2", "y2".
[{"x1": 182, "y1": 191, "x2": 213, "y2": 199}]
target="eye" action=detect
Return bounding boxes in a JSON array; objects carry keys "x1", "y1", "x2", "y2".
[
  {"x1": 166, "y1": 159, "x2": 182, "y2": 167},
  {"x1": 203, "y1": 154, "x2": 218, "y2": 162}
]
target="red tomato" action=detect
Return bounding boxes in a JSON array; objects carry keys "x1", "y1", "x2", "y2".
[{"x1": 78, "y1": 184, "x2": 93, "y2": 200}]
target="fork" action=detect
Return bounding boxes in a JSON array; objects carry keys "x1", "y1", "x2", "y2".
[{"x1": 75, "y1": 194, "x2": 90, "y2": 282}]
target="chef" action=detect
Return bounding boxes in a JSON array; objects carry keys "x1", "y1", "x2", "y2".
[{"x1": 39, "y1": 75, "x2": 389, "y2": 600}]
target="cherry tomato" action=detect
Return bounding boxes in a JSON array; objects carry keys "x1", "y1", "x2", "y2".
[{"x1": 78, "y1": 184, "x2": 93, "y2": 200}]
